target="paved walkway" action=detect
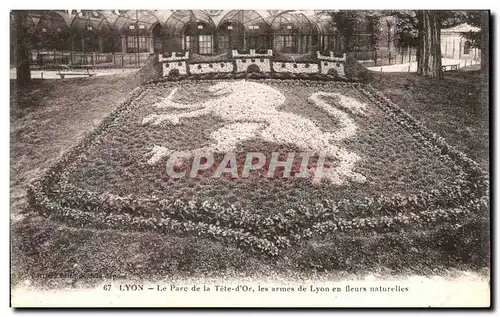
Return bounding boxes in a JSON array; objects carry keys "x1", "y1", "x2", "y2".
[
  {"x1": 367, "y1": 58, "x2": 480, "y2": 73},
  {"x1": 10, "y1": 68, "x2": 140, "y2": 80}
]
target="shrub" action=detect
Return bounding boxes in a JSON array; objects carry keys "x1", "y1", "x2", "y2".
[
  {"x1": 344, "y1": 54, "x2": 373, "y2": 83},
  {"x1": 137, "y1": 54, "x2": 162, "y2": 84}
]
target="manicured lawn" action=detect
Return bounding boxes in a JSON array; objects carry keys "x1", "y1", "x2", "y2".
[
  {"x1": 370, "y1": 70, "x2": 489, "y2": 170},
  {"x1": 10, "y1": 73, "x2": 142, "y2": 219},
  {"x1": 11, "y1": 70, "x2": 489, "y2": 288}
]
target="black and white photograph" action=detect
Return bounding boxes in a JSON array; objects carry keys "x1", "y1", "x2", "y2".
[{"x1": 8, "y1": 5, "x2": 491, "y2": 308}]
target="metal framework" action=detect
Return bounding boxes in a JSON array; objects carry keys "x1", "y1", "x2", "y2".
[
  {"x1": 269, "y1": 12, "x2": 319, "y2": 53},
  {"x1": 217, "y1": 10, "x2": 271, "y2": 53},
  {"x1": 12, "y1": 10, "x2": 338, "y2": 55}
]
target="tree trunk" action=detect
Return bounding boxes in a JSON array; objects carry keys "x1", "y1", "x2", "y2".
[
  {"x1": 13, "y1": 10, "x2": 31, "y2": 88},
  {"x1": 480, "y1": 10, "x2": 489, "y2": 72},
  {"x1": 417, "y1": 10, "x2": 443, "y2": 79},
  {"x1": 343, "y1": 34, "x2": 351, "y2": 53}
]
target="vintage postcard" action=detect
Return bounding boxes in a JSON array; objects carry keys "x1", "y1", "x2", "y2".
[{"x1": 9, "y1": 8, "x2": 490, "y2": 308}]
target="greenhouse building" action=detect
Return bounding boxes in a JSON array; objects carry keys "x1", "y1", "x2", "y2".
[{"x1": 12, "y1": 10, "x2": 339, "y2": 56}]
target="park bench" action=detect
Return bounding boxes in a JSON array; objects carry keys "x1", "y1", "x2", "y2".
[
  {"x1": 57, "y1": 64, "x2": 96, "y2": 78},
  {"x1": 441, "y1": 64, "x2": 459, "y2": 72}
]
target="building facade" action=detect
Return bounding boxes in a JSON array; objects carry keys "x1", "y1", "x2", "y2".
[
  {"x1": 441, "y1": 23, "x2": 481, "y2": 61},
  {"x1": 11, "y1": 10, "x2": 339, "y2": 56}
]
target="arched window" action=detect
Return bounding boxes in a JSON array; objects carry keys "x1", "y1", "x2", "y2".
[
  {"x1": 217, "y1": 21, "x2": 245, "y2": 53},
  {"x1": 184, "y1": 21, "x2": 214, "y2": 55},
  {"x1": 70, "y1": 10, "x2": 112, "y2": 53},
  {"x1": 99, "y1": 11, "x2": 121, "y2": 52},
  {"x1": 463, "y1": 40, "x2": 472, "y2": 55},
  {"x1": 270, "y1": 12, "x2": 317, "y2": 54},
  {"x1": 34, "y1": 10, "x2": 71, "y2": 51},
  {"x1": 217, "y1": 10, "x2": 271, "y2": 53},
  {"x1": 164, "y1": 10, "x2": 216, "y2": 55},
  {"x1": 314, "y1": 18, "x2": 336, "y2": 52},
  {"x1": 152, "y1": 23, "x2": 162, "y2": 53},
  {"x1": 271, "y1": 13, "x2": 298, "y2": 53},
  {"x1": 114, "y1": 10, "x2": 161, "y2": 53}
]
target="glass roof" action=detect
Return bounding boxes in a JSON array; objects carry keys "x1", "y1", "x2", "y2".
[
  {"x1": 113, "y1": 10, "x2": 162, "y2": 33},
  {"x1": 218, "y1": 10, "x2": 271, "y2": 32},
  {"x1": 163, "y1": 10, "x2": 216, "y2": 36},
  {"x1": 269, "y1": 12, "x2": 317, "y2": 34},
  {"x1": 70, "y1": 10, "x2": 112, "y2": 33},
  {"x1": 313, "y1": 17, "x2": 336, "y2": 35},
  {"x1": 12, "y1": 10, "x2": 331, "y2": 36},
  {"x1": 33, "y1": 10, "x2": 71, "y2": 34}
]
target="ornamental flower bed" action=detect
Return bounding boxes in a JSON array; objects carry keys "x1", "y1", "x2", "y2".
[
  {"x1": 155, "y1": 50, "x2": 358, "y2": 81},
  {"x1": 28, "y1": 79, "x2": 489, "y2": 256}
]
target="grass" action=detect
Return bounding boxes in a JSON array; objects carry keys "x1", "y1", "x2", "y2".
[
  {"x1": 10, "y1": 72, "x2": 142, "y2": 219},
  {"x1": 10, "y1": 69, "x2": 489, "y2": 288},
  {"x1": 370, "y1": 70, "x2": 489, "y2": 170}
]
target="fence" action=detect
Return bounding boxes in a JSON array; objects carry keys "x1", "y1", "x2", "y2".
[
  {"x1": 24, "y1": 45, "x2": 479, "y2": 70},
  {"x1": 30, "y1": 48, "x2": 417, "y2": 70},
  {"x1": 28, "y1": 50, "x2": 152, "y2": 69},
  {"x1": 353, "y1": 46, "x2": 418, "y2": 67}
]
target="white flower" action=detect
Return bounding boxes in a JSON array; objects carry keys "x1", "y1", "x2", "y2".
[
  {"x1": 143, "y1": 80, "x2": 367, "y2": 185},
  {"x1": 189, "y1": 62, "x2": 233, "y2": 74}
]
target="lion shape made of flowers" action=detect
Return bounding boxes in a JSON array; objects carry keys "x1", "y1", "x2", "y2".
[{"x1": 142, "y1": 80, "x2": 368, "y2": 185}]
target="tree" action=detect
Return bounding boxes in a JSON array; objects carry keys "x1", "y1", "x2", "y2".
[
  {"x1": 12, "y1": 10, "x2": 31, "y2": 88},
  {"x1": 366, "y1": 14, "x2": 381, "y2": 50},
  {"x1": 391, "y1": 10, "x2": 419, "y2": 48},
  {"x1": 329, "y1": 10, "x2": 359, "y2": 52},
  {"x1": 416, "y1": 10, "x2": 443, "y2": 79},
  {"x1": 326, "y1": 9, "x2": 487, "y2": 77},
  {"x1": 328, "y1": 10, "x2": 383, "y2": 53}
]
